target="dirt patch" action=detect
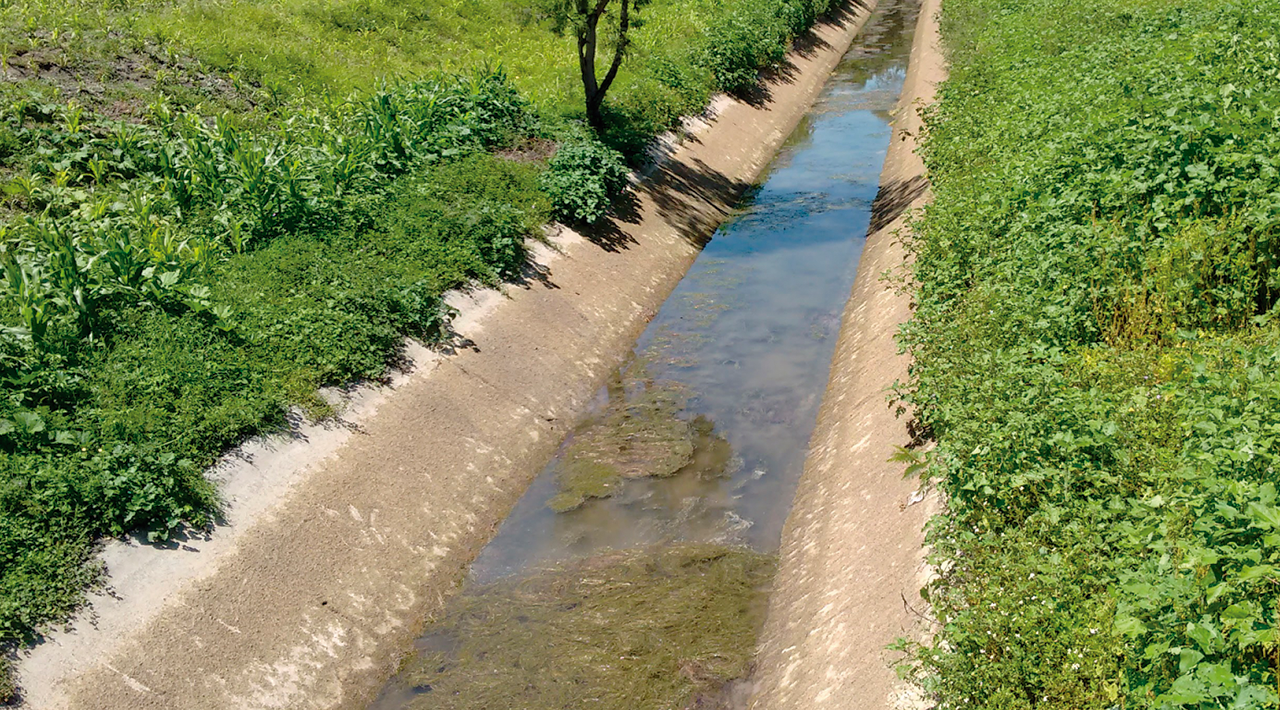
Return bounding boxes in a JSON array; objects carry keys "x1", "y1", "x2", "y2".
[
  {"x1": 1, "y1": 41, "x2": 255, "y2": 119},
  {"x1": 495, "y1": 137, "x2": 558, "y2": 164},
  {"x1": 390, "y1": 544, "x2": 774, "y2": 710}
]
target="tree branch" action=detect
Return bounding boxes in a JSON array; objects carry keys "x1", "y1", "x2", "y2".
[{"x1": 596, "y1": 0, "x2": 629, "y2": 99}]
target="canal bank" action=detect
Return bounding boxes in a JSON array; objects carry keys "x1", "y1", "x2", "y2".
[
  {"x1": 748, "y1": 0, "x2": 944, "y2": 708},
  {"x1": 14, "y1": 4, "x2": 884, "y2": 709}
]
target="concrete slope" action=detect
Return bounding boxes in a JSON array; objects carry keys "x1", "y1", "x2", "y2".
[
  {"x1": 15, "y1": 5, "x2": 880, "y2": 710},
  {"x1": 747, "y1": 1, "x2": 944, "y2": 708}
]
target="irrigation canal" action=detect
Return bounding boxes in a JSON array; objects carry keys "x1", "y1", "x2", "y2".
[{"x1": 371, "y1": 2, "x2": 920, "y2": 706}]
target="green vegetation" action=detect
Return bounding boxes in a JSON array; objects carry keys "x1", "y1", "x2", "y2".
[
  {"x1": 0, "y1": 0, "x2": 838, "y2": 697},
  {"x1": 896, "y1": 1, "x2": 1280, "y2": 708},
  {"x1": 397, "y1": 544, "x2": 775, "y2": 709},
  {"x1": 540, "y1": 133, "x2": 630, "y2": 224}
]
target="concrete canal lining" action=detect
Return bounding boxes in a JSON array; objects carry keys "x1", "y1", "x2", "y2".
[{"x1": 747, "y1": 0, "x2": 944, "y2": 708}]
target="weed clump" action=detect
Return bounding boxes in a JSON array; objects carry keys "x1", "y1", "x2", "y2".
[
  {"x1": 396, "y1": 544, "x2": 775, "y2": 710},
  {"x1": 540, "y1": 136, "x2": 631, "y2": 225}
]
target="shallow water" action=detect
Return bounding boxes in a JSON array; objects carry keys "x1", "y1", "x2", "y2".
[
  {"x1": 371, "y1": 2, "x2": 920, "y2": 706},
  {"x1": 467, "y1": 1, "x2": 918, "y2": 582}
]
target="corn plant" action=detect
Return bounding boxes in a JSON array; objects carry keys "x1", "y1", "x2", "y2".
[{"x1": 0, "y1": 247, "x2": 53, "y2": 342}]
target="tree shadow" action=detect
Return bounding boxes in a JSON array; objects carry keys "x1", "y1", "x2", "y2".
[
  {"x1": 571, "y1": 190, "x2": 642, "y2": 253},
  {"x1": 510, "y1": 253, "x2": 561, "y2": 291},
  {"x1": 734, "y1": 0, "x2": 873, "y2": 108},
  {"x1": 822, "y1": 0, "x2": 874, "y2": 33},
  {"x1": 639, "y1": 157, "x2": 754, "y2": 246},
  {"x1": 869, "y1": 174, "x2": 928, "y2": 233}
]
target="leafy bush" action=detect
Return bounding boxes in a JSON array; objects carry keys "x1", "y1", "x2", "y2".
[
  {"x1": 699, "y1": 0, "x2": 829, "y2": 96},
  {"x1": 601, "y1": 69, "x2": 712, "y2": 159},
  {"x1": 702, "y1": 4, "x2": 789, "y2": 94},
  {"x1": 896, "y1": 1, "x2": 1280, "y2": 708},
  {"x1": 540, "y1": 137, "x2": 630, "y2": 225},
  {"x1": 776, "y1": 0, "x2": 830, "y2": 36}
]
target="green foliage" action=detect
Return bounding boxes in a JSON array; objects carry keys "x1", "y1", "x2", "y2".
[
  {"x1": 702, "y1": 0, "x2": 829, "y2": 94},
  {"x1": 599, "y1": 65, "x2": 713, "y2": 157},
  {"x1": 0, "y1": 147, "x2": 547, "y2": 666},
  {"x1": 0, "y1": 67, "x2": 530, "y2": 352},
  {"x1": 703, "y1": 7, "x2": 786, "y2": 95},
  {"x1": 540, "y1": 136, "x2": 630, "y2": 224},
  {"x1": 896, "y1": 1, "x2": 1280, "y2": 708}
]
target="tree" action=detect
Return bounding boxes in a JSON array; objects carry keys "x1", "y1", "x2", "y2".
[{"x1": 548, "y1": 0, "x2": 640, "y2": 132}]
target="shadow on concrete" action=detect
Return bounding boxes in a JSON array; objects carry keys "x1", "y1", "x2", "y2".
[
  {"x1": 639, "y1": 157, "x2": 754, "y2": 246},
  {"x1": 575, "y1": 191, "x2": 643, "y2": 253},
  {"x1": 868, "y1": 174, "x2": 928, "y2": 233}
]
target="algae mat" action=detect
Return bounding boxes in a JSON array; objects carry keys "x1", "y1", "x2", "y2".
[
  {"x1": 548, "y1": 363, "x2": 733, "y2": 512},
  {"x1": 390, "y1": 545, "x2": 774, "y2": 710}
]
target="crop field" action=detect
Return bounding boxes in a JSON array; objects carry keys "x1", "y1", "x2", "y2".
[
  {"x1": 899, "y1": 0, "x2": 1280, "y2": 708},
  {"x1": 0, "y1": 0, "x2": 837, "y2": 697}
]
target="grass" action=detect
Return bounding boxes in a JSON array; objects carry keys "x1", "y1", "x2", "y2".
[
  {"x1": 0, "y1": 0, "x2": 719, "y2": 124},
  {"x1": 895, "y1": 0, "x2": 1280, "y2": 707},
  {"x1": 0, "y1": 0, "x2": 839, "y2": 700}
]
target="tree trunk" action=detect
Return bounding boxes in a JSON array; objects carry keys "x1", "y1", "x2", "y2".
[
  {"x1": 578, "y1": 0, "x2": 608, "y2": 130},
  {"x1": 577, "y1": 0, "x2": 628, "y2": 133}
]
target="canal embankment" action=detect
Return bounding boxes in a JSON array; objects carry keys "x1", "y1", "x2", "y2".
[{"x1": 369, "y1": 2, "x2": 921, "y2": 704}]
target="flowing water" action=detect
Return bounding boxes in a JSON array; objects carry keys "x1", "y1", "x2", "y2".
[{"x1": 371, "y1": 2, "x2": 920, "y2": 706}]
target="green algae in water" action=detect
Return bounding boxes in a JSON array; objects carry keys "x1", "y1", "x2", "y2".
[
  {"x1": 548, "y1": 366, "x2": 731, "y2": 512},
  {"x1": 399, "y1": 544, "x2": 775, "y2": 710}
]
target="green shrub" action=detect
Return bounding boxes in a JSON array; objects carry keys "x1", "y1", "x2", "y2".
[
  {"x1": 601, "y1": 79, "x2": 686, "y2": 158},
  {"x1": 377, "y1": 152, "x2": 547, "y2": 282},
  {"x1": 598, "y1": 56, "x2": 716, "y2": 159},
  {"x1": 540, "y1": 137, "x2": 630, "y2": 225},
  {"x1": 776, "y1": 0, "x2": 828, "y2": 36},
  {"x1": 702, "y1": 2, "x2": 789, "y2": 94}
]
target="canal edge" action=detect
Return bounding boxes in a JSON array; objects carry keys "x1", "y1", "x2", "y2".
[
  {"x1": 747, "y1": 1, "x2": 945, "y2": 709},
  {"x1": 12, "y1": 4, "x2": 885, "y2": 710}
]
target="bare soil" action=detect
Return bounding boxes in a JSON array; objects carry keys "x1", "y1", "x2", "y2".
[
  {"x1": 13, "y1": 5, "x2": 881, "y2": 709},
  {"x1": 746, "y1": 1, "x2": 945, "y2": 708}
]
